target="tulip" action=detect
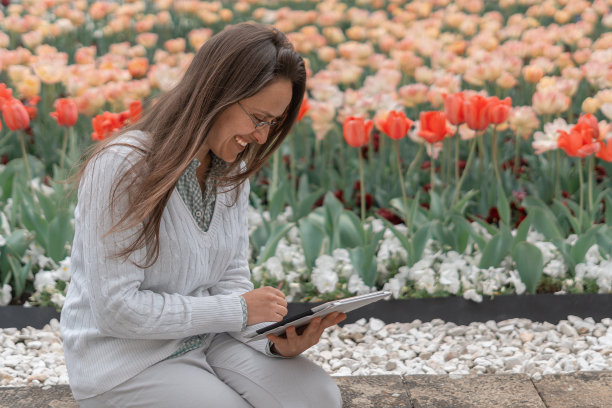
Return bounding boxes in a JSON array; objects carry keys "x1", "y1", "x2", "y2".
[
  {"x1": 127, "y1": 57, "x2": 149, "y2": 79},
  {"x1": 557, "y1": 122, "x2": 600, "y2": 158},
  {"x1": 343, "y1": 116, "x2": 373, "y2": 148},
  {"x1": 376, "y1": 110, "x2": 413, "y2": 140},
  {"x1": 443, "y1": 92, "x2": 465, "y2": 126},
  {"x1": 463, "y1": 94, "x2": 490, "y2": 131},
  {"x1": 50, "y1": 98, "x2": 78, "y2": 127},
  {"x1": 487, "y1": 97, "x2": 512, "y2": 124},
  {"x1": 417, "y1": 111, "x2": 451, "y2": 144},
  {"x1": 2, "y1": 97, "x2": 30, "y2": 131},
  {"x1": 343, "y1": 116, "x2": 373, "y2": 222},
  {"x1": 119, "y1": 100, "x2": 142, "y2": 124},
  {"x1": 91, "y1": 111, "x2": 123, "y2": 141},
  {"x1": 297, "y1": 97, "x2": 310, "y2": 122},
  {"x1": 597, "y1": 140, "x2": 612, "y2": 162}
]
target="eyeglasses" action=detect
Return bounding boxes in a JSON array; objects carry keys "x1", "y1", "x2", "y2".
[{"x1": 237, "y1": 101, "x2": 279, "y2": 130}]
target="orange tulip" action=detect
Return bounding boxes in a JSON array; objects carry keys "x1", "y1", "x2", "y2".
[
  {"x1": 127, "y1": 57, "x2": 149, "y2": 79},
  {"x1": 596, "y1": 140, "x2": 612, "y2": 162},
  {"x1": 297, "y1": 97, "x2": 310, "y2": 122},
  {"x1": 487, "y1": 97, "x2": 512, "y2": 124},
  {"x1": 0, "y1": 83, "x2": 13, "y2": 103},
  {"x1": 343, "y1": 116, "x2": 373, "y2": 148},
  {"x1": 463, "y1": 94, "x2": 491, "y2": 131},
  {"x1": 50, "y1": 98, "x2": 78, "y2": 127},
  {"x1": 24, "y1": 96, "x2": 40, "y2": 120},
  {"x1": 443, "y1": 92, "x2": 465, "y2": 125},
  {"x1": 377, "y1": 110, "x2": 414, "y2": 140},
  {"x1": 418, "y1": 111, "x2": 451, "y2": 144},
  {"x1": 2, "y1": 97, "x2": 30, "y2": 131},
  {"x1": 557, "y1": 122, "x2": 600, "y2": 158},
  {"x1": 91, "y1": 111, "x2": 123, "y2": 141}
]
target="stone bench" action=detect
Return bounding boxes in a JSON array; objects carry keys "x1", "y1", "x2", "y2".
[{"x1": 1, "y1": 372, "x2": 611, "y2": 407}]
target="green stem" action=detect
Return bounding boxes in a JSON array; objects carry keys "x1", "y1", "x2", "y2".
[
  {"x1": 405, "y1": 143, "x2": 425, "y2": 183},
  {"x1": 358, "y1": 147, "x2": 365, "y2": 223},
  {"x1": 578, "y1": 158, "x2": 584, "y2": 232},
  {"x1": 19, "y1": 131, "x2": 33, "y2": 187},
  {"x1": 588, "y1": 155, "x2": 594, "y2": 216},
  {"x1": 452, "y1": 135, "x2": 478, "y2": 205},
  {"x1": 492, "y1": 125, "x2": 501, "y2": 187},
  {"x1": 554, "y1": 149, "x2": 561, "y2": 199},
  {"x1": 430, "y1": 153, "x2": 435, "y2": 201},
  {"x1": 513, "y1": 134, "x2": 520, "y2": 175},
  {"x1": 454, "y1": 128, "x2": 460, "y2": 185},
  {"x1": 60, "y1": 127, "x2": 69, "y2": 173},
  {"x1": 395, "y1": 140, "x2": 410, "y2": 231},
  {"x1": 289, "y1": 131, "x2": 296, "y2": 204},
  {"x1": 271, "y1": 149, "x2": 279, "y2": 197}
]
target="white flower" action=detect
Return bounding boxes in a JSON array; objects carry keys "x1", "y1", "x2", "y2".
[
  {"x1": 348, "y1": 274, "x2": 370, "y2": 295},
  {"x1": 543, "y1": 259, "x2": 566, "y2": 278},
  {"x1": 439, "y1": 264, "x2": 460, "y2": 294},
  {"x1": 601, "y1": 103, "x2": 612, "y2": 121},
  {"x1": 311, "y1": 267, "x2": 338, "y2": 294},
  {"x1": 463, "y1": 289, "x2": 483, "y2": 303},
  {"x1": 332, "y1": 248, "x2": 351, "y2": 264},
  {"x1": 383, "y1": 277, "x2": 403, "y2": 299},
  {"x1": 314, "y1": 254, "x2": 337, "y2": 271},
  {"x1": 50, "y1": 292, "x2": 66, "y2": 307},
  {"x1": 55, "y1": 257, "x2": 71, "y2": 282},
  {"x1": 34, "y1": 271, "x2": 57, "y2": 292},
  {"x1": 0, "y1": 234, "x2": 5, "y2": 247},
  {"x1": 0, "y1": 284, "x2": 12, "y2": 306},
  {"x1": 251, "y1": 265, "x2": 263, "y2": 282},
  {"x1": 531, "y1": 118, "x2": 571, "y2": 154},
  {"x1": 508, "y1": 271, "x2": 526, "y2": 295},
  {"x1": 264, "y1": 256, "x2": 285, "y2": 281},
  {"x1": 413, "y1": 268, "x2": 436, "y2": 294}
]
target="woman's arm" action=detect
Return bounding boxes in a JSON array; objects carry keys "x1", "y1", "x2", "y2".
[{"x1": 79, "y1": 148, "x2": 245, "y2": 340}]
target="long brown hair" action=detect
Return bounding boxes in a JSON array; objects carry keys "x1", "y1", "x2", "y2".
[{"x1": 77, "y1": 23, "x2": 306, "y2": 268}]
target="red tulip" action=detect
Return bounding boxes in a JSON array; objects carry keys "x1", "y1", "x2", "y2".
[
  {"x1": 417, "y1": 111, "x2": 451, "y2": 144},
  {"x1": 297, "y1": 97, "x2": 310, "y2": 122},
  {"x1": 557, "y1": 121, "x2": 600, "y2": 158},
  {"x1": 343, "y1": 116, "x2": 373, "y2": 148},
  {"x1": 487, "y1": 96, "x2": 512, "y2": 124},
  {"x1": 25, "y1": 96, "x2": 40, "y2": 120},
  {"x1": 576, "y1": 113, "x2": 599, "y2": 140},
  {"x1": 596, "y1": 140, "x2": 612, "y2": 162},
  {"x1": 0, "y1": 83, "x2": 12, "y2": 103},
  {"x1": 1, "y1": 97, "x2": 30, "y2": 131},
  {"x1": 443, "y1": 92, "x2": 465, "y2": 125},
  {"x1": 377, "y1": 110, "x2": 414, "y2": 140},
  {"x1": 91, "y1": 111, "x2": 123, "y2": 141},
  {"x1": 119, "y1": 100, "x2": 142, "y2": 124},
  {"x1": 463, "y1": 94, "x2": 491, "y2": 131},
  {"x1": 50, "y1": 98, "x2": 78, "y2": 127}
]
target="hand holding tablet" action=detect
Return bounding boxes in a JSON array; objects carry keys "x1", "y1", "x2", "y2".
[{"x1": 244, "y1": 290, "x2": 392, "y2": 342}]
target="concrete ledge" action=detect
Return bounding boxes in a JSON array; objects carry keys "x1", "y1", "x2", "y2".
[{"x1": 1, "y1": 372, "x2": 611, "y2": 407}]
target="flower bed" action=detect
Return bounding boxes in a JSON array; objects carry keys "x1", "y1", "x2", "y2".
[{"x1": 0, "y1": 0, "x2": 611, "y2": 310}]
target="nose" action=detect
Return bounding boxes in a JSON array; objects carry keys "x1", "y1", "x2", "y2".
[{"x1": 252, "y1": 126, "x2": 270, "y2": 144}]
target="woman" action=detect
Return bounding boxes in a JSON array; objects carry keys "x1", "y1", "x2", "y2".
[{"x1": 61, "y1": 23, "x2": 345, "y2": 407}]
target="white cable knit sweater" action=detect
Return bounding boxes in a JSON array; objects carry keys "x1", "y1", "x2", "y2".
[{"x1": 60, "y1": 132, "x2": 269, "y2": 400}]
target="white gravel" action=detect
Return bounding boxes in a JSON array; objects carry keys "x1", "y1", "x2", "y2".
[{"x1": 1, "y1": 316, "x2": 611, "y2": 388}]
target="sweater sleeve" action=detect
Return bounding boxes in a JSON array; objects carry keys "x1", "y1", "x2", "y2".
[
  {"x1": 79, "y1": 148, "x2": 244, "y2": 340},
  {"x1": 213, "y1": 180, "x2": 295, "y2": 357}
]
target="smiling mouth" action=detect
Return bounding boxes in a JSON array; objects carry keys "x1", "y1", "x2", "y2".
[{"x1": 235, "y1": 135, "x2": 248, "y2": 147}]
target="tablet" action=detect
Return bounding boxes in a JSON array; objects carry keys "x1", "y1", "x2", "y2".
[{"x1": 244, "y1": 290, "x2": 391, "y2": 342}]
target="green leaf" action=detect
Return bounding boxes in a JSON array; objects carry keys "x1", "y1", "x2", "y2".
[
  {"x1": 513, "y1": 242, "x2": 543, "y2": 294},
  {"x1": 551, "y1": 199, "x2": 579, "y2": 234},
  {"x1": 479, "y1": 226, "x2": 513, "y2": 269},
  {"x1": 429, "y1": 190, "x2": 443, "y2": 220},
  {"x1": 338, "y1": 211, "x2": 364, "y2": 249},
  {"x1": 411, "y1": 223, "x2": 431, "y2": 264},
  {"x1": 0, "y1": 229, "x2": 32, "y2": 275},
  {"x1": 349, "y1": 243, "x2": 378, "y2": 287},
  {"x1": 19, "y1": 197, "x2": 49, "y2": 250},
  {"x1": 513, "y1": 213, "x2": 532, "y2": 248},
  {"x1": 529, "y1": 207, "x2": 563, "y2": 241},
  {"x1": 298, "y1": 218, "x2": 325, "y2": 270},
  {"x1": 47, "y1": 212, "x2": 74, "y2": 262},
  {"x1": 496, "y1": 184, "x2": 510, "y2": 225},
  {"x1": 292, "y1": 189, "x2": 323, "y2": 221},
  {"x1": 257, "y1": 223, "x2": 293, "y2": 265},
  {"x1": 267, "y1": 181, "x2": 287, "y2": 220},
  {"x1": 570, "y1": 228, "x2": 598, "y2": 266},
  {"x1": 451, "y1": 189, "x2": 478, "y2": 215},
  {"x1": 605, "y1": 196, "x2": 612, "y2": 226}
]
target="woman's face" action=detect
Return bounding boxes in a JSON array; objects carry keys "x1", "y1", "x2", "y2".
[{"x1": 202, "y1": 78, "x2": 293, "y2": 163}]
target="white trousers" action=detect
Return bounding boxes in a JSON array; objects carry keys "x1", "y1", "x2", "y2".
[{"x1": 77, "y1": 333, "x2": 342, "y2": 408}]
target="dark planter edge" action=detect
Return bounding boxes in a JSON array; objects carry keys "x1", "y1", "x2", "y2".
[{"x1": 1, "y1": 293, "x2": 611, "y2": 330}]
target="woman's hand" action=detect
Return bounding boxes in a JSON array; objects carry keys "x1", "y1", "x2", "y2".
[
  {"x1": 242, "y1": 286, "x2": 288, "y2": 325},
  {"x1": 266, "y1": 312, "x2": 347, "y2": 357}
]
